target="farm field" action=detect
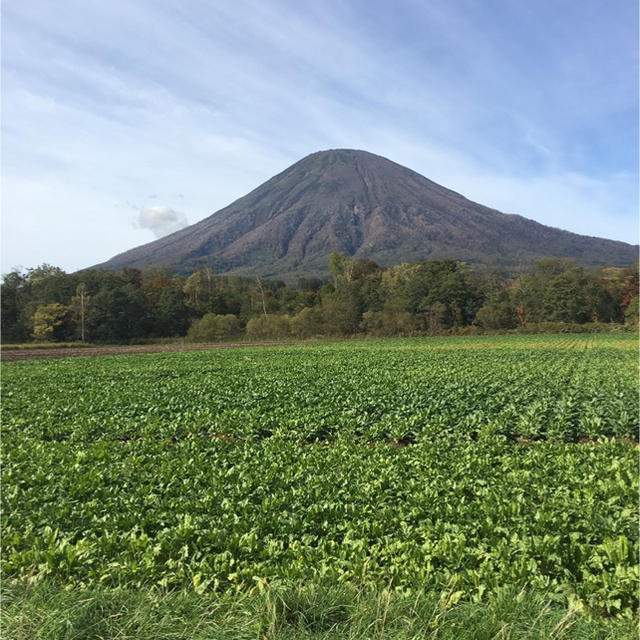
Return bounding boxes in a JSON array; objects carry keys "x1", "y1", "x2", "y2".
[{"x1": 2, "y1": 333, "x2": 638, "y2": 638}]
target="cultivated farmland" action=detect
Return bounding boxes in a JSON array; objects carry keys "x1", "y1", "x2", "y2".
[{"x1": 2, "y1": 334, "x2": 638, "y2": 633}]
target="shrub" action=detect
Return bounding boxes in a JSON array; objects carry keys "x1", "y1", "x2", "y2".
[
  {"x1": 186, "y1": 313, "x2": 240, "y2": 342},
  {"x1": 290, "y1": 307, "x2": 322, "y2": 338},
  {"x1": 245, "y1": 314, "x2": 292, "y2": 339},
  {"x1": 360, "y1": 311, "x2": 418, "y2": 336}
]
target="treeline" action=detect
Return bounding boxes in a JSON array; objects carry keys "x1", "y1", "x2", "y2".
[{"x1": 1, "y1": 255, "x2": 637, "y2": 343}]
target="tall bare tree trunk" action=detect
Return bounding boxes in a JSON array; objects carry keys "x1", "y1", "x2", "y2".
[{"x1": 256, "y1": 276, "x2": 268, "y2": 317}]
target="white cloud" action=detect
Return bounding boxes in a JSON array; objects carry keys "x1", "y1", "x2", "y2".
[{"x1": 136, "y1": 206, "x2": 188, "y2": 238}]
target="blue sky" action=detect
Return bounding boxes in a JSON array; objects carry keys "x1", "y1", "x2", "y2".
[{"x1": 2, "y1": 0, "x2": 637, "y2": 272}]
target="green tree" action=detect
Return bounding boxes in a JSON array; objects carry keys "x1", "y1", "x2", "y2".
[
  {"x1": 290, "y1": 307, "x2": 322, "y2": 338},
  {"x1": 380, "y1": 267, "x2": 413, "y2": 315},
  {"x1": 542, "y1": 272, "x2": 590, "y2": 323},
  {"x1": 71, "y1": 283, "x2": 90, "y2": 342},
  {"x1": 32, "y1": 303, "x2": 71, "y2": 341},
  {"x1": 328, "y1": 252, "x2": 354, "y2": 289},
  {"x1": 474, "y1": 290, "x2": 519, "y2": 329},
  {"x1": 624, "y1": 296, "x2": 638, "y2": 326},
  {"x1": 585, "y1": 278, "x2": 620, "y2": 323},
  {"x1": 27, "y1": 264, "x2": 74, "y2": 305},
  {"x1": 410, "y1": 261, "x2": 482, "y2": 325},
  {"x1": 424, "y1": 302, "x2": 449, "y2": 333},
  {"x1": 619, "y1": 262, "x2": 639, "y2": 321},
  {"x1": 1, "y1": 270, "x2": 32, "y2": 342},
  {"x1": 90, "y1": 284, "x2": 148, "y2": 342},
  {"x1": 141, "y1": 266, "x2": 173, "y2": 311},
  {"x1": 152, "y1": 289, "x2": 189, "y2": 337},
  {"x1": 321, "y1": 291, "x2": 360, "y2": 335},
  {"x1": 514, "y1": 259, "x2": 564, "y2": 322},
  {"x1": 183, "y1": 271, "x2": 205, "y2": 313}
]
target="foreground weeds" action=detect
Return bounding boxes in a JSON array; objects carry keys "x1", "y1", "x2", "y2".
[{"x1": 3, "y1": 581, "x2": 636, "y2": 640}]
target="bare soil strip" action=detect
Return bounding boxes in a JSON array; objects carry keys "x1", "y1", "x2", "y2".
[{"x1": 1, "y1": 342, "x2": 295, "y2": 361}]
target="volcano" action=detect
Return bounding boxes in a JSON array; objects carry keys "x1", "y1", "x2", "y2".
[{"x1": 95, "y1": 149, "x2": 637, "y2": 278}]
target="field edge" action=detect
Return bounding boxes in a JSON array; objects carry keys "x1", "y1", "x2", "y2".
[{"x1": 2, "y1": 579, "x2": 637, "y2": 640}]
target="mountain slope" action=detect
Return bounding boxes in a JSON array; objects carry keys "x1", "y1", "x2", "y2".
[{"x1": 96, "y1": 149, "x2": 637, "y2": 278}]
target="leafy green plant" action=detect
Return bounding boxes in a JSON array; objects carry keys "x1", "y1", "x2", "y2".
[{"x1": 2, "y1": 334, "x2": 638, "y2": 621}]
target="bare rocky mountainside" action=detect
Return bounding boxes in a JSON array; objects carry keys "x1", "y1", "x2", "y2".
[{"x1": 95, "y1": 149, "x2": 637, "y2": 279}]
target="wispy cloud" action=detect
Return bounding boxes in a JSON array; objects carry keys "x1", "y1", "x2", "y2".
[
  {"x1": 136, "y1": 206, "x2": 188, "y2": 238},
  {"x1": 2, "y1": 0, "x2": 637, "y2": 272}
]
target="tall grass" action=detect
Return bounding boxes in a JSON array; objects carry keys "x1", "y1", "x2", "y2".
[
  {"x1": 2, "y1": 580, "x2": 635, "y2": 640},
  {"x1": 1, "y1": 341, "x2": 94, "y2": 350}
]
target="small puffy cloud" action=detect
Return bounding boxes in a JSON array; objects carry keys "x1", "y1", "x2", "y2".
[{"x1": 137, "y1": 205, "x2": 188, "y2": 238}]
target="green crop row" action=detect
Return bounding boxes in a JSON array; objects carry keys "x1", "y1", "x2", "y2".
[
  {"x1": 4, "y1": 436, "x2": 637, "y2": 616},
  {"x1": 3, "y1": 334, "x2": 637, "y2": 445},
  {"x1": 2, "y1": 334, "x2": 638, "y2": 618}
]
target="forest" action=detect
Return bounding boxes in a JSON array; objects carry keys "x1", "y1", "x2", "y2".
[{"x1": 1, "y1": 254, "x2": 637, "y2": 344}]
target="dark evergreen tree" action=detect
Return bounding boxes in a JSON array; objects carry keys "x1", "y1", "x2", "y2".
[{"x1": 152, "y1": 289, "x2": 189, "y2": 337}]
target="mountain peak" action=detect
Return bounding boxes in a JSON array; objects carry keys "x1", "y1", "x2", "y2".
[{"x1": 95, "y1": 151, "x2": 637, "y2": 279}]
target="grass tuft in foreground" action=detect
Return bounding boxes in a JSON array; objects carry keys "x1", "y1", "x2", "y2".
[{"x1": 2, "y1": 580, "x2": 636, "y2": 640}]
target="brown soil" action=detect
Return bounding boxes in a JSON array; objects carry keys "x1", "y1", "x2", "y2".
[{"x1": 1, "y1": 342, "x2": 297, "y2": 362}]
